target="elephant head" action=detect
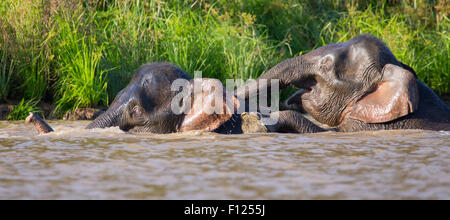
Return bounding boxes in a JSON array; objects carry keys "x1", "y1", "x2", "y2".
[
  {"x1": 178, "y1": 78, "x2": 239, "y2": 132},
  {"x1": 88, "y1": 63, "x2": 238, "y2": 134},
  {"x1": 86, "y1": 63, "x2": 192, "y2": 131},
  {"x1": 236, "y1": 35, "x2": 419, "y2": 127}
]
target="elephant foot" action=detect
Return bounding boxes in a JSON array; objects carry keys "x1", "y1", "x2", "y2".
[
  {"x1": 26, "y1": 112, "x2": 54, "y2": 134},
  {"x1": 241, "y1": 113, "x2": 268, "y2": 133}
]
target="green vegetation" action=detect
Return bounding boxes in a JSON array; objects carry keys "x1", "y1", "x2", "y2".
[
  {"x1": 52, "y1": 11, "x2": 109, "y2": 114},
  {"x1": 7, "y1": 99, "x2": 41, "y2": 120},
  {"x1": 0, "y1": 45, "x2": 14, "y2": 102},
  {"x1": 0, "y1": 0, "x2": 448, "y2": 119}
]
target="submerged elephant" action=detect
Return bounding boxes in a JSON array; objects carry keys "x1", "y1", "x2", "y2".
[
  {"x1": 236, "y1": 34, "x2": 450, "y2": 132},
  {"x1": 84, "y1": 63, "x2": 321, "y2": 134},
  {"x1": 86, "y1": 63, "x2": 234, "y2": 133},
  {"x1": 27, "y1": 63, "x2": 320, "y2": 135}
]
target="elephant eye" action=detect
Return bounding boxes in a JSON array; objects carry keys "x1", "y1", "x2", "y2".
[{"x1": 132, "y1": 105, "x2": 143, "y2": 117}]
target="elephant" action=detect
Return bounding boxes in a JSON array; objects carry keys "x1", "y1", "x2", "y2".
[
  {"x1": 86, "y1": 63, "x2": 191, "y2": 133},
  {"x1": 87, "y1": 63, "x2": 236, "y2": 134},
  {"x1": 86, "y1": 63, "x2": 323, "y2": 134},
  {"x1": 235, "y1": 34, "x2": 450, "y2": 132}
]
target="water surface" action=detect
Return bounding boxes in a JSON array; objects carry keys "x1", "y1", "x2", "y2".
[{"x1": 0, "y1": 121, "x2": 449, "y2": 199}]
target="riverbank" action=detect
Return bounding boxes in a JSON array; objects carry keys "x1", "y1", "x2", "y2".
[{"x1": 0, "y1": 103, "x2": 104, "y2": 121}]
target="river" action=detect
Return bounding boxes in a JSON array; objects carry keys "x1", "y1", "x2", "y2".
[{"x1": 0, "y1": 121, "x2": 449, "y2": 199}]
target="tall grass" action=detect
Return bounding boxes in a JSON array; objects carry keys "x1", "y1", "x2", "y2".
[
  {"x1": 21, "y1": 45, "x2": 51, "y2": 101},
  {"x1": 7, "y1": 98, "x2": 41, "y2": 120},
  {"x1": 0, "y1": 0, "x2": 448, "y2": 119},
  {"x1": 96, "y1": 0, "x2": 159, "y2": 97},
  {"x1": 97, "y1": 0, "x2": 276, "y2": 97},
  {"x1": 3, "y1": 0, "x2": 54, "y2": 102},
  {"x1": 0, "y1": 46, "x2": 13, "y2": 102},
  {"x1": 322, "y1": 4, "x2": 450, "y2": 95},
  {"x1": 52, "y1": 10, "x2": 109, "y2": 114}
]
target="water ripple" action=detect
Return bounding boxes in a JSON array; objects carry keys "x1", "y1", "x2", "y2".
[{"x1": 0, "y1": 121, "x2": 449, "y2": 199}]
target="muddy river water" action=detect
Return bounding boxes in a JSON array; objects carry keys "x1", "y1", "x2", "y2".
[{"x1": 0, "y1": 120, "x2": 449, "y2": 199}]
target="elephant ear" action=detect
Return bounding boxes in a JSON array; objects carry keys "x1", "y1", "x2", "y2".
[
  {"x1": 347, "y1": 64, "x2": 419, "y2": 123},
  {"x1": 180, "y1": 79, "x2": 239, "y2": 132}
]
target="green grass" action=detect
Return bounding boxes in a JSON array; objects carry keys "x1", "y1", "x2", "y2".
[
  {"x1": 3, "y1": 0, "x2": 53, "y2": 102},
  {"x1": 52, "y1": 11, "x2": 109, "y2": 115},
  {"x1": 322, "y1": 4, "x2": 450, "y2": 95},
  {"x1": 97, "y1": 0, "x2": 276, "y2": 97},
  {"x1": 0, "y1": 0, "x2": 448, "y2": 119},
  {"x1": 0, "y1": 46, "x2": 14, "y2": 102},
  {"x1": 7, "y1": 98, "x2": 41, "y2": 120},
  {"x1": 21, "y1": 46, "x2": 51, "y2": 101}
]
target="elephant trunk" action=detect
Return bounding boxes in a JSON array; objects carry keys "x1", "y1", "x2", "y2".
[
  {"x1": 86, "y1": 85, "x2": 136, "y2": 129},
  {"x1": 86, "y1": 105, "x2": 124, "y2": 129},
  {"x1": 235, "y1": 56, "x2": 314, "y2": 100}
]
